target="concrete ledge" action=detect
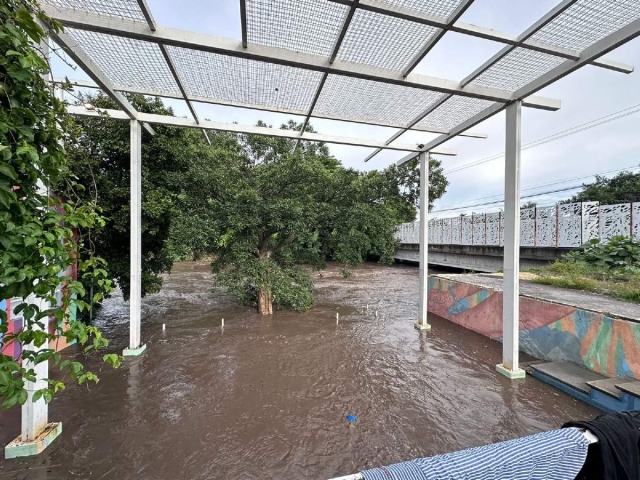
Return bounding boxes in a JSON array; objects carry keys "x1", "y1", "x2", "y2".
[
  {"x1": 5, "y1": 422, "x2": 62, "y2": 459},
  {"x1": 496, "y1": 364, "x2": 526, "y2": 379},
  {"x1": 414, "y1": 322, "x2": 432, "y2": 332},
  {"x1": 123, "y1": 344, "x2": 147, "y2": 356}
]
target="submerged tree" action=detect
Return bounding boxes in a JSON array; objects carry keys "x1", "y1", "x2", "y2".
[{"x1": 183, "y1": 121, "x2": 448, "y2": 315}]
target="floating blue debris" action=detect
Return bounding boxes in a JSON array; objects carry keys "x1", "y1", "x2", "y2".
[{"x1": 346, "y1": 414, "x2": 357, "y2": 422}]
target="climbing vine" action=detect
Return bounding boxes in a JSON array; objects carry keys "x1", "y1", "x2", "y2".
[{"x1": 0, "y1": 0, "x2": 119, "y2": 409}]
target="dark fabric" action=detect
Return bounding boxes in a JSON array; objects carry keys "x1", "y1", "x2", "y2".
[{"x1": 563, "y1": 411, "x2": 640, "y2": 480}]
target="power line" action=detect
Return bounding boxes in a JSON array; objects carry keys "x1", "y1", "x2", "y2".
[
  {"x1": 433, "y1": 164, "x2": 640, "y2": 211},
  {"x1": 431, "y1": 184, "x2": 587, "y2": 214},
  {"x1": 443, "y1": 102, "x2": 640, "y2": 175}
]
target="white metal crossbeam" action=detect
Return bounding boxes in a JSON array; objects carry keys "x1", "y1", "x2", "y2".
[
  {"x1": 51, "y1": 77, "x2": 488, "y2": 138},
  {"x1": 65, "y1": 105, "x2": 457, "y2": 156},
  {"x1": 46, "y1": 25, "x2": 155, "y2": 135},
  {"x1": 40, "y1": 5, "x2": 561, "y2": 110},
  {"x1": 330, "y1": 0, "x2": 633, "y2": 74},
  {"x1": 398, "y1": 15, "x2": 640, "y2": 165}
]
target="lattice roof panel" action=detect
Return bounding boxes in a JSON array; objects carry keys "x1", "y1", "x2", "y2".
[
  {"x1": 375, "y1": 0, "x2": 467, "y2": 18},
  {"x1": 166, "y1": 47, "x2": 324, "y2": 112},
  {"x1": 314, "y1": 75, "x2": 446, "y2": 127},
  {"x1": 246, "y1": 0, "x2": 348, "y2": 56},
  {"x1": 66, "y1": 29, "x2": 181, "y2": 94},
  {"x1": 336, "y1": 9, "x2": 441, "y2": 71},
  {"x1": 42, "y1": 0, "x2": 640, "y2": 161},
  {"x1": 529, "y1": 0, "x2": 640, "y2": 52},
  {"x1": 45, "y1": 0, "x2": 146, "y2": 21},
  {"x1": 469, "y1": 48, "x2": 565, "y2": 92},
  {"x1": 415, "y1": 96, "x2": 494, "y2": 132}
]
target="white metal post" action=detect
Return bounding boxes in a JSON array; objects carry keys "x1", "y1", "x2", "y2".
[
  {"x1": 124, "y1": 120, "x2": 146, "y2": 356},
  {"x1": 21, "y1": 297, "x2": 49, "y2": 441},
  {"x1": 497, "y1": 101, "x2": 525, "y2": 379},
  {"x1": 415, "y1": 152, "x2": 431, "y2": 331}
]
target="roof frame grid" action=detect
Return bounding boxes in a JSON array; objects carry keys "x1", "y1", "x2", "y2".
[
  {"x1": 329, "y1": 0, "x2": 633, "y2": 74},
  {"x1": 51, "y1": 76, "x2": 488, "y2": 138},
  {"x1": 39, "y1": 5, "x2": 562, "y2": 109},
  {"x1": 400, "y1": 0, "x2": 474, "y2": 77},
  {"x1": 398, "y1": 13, "x2": 640, "y2": 165},
  {"x1": 65, "y1": 105, "x2": 458, "y2": 156},
  {"x1": 45, "y1": 20, "x2": 155, "y2": 135},
  {"x1": 132, "y1": 0, "x2": 211, "y2": 144},
  {"x1": 361, "y1": 0, "x2": 632, "y2": 162}
]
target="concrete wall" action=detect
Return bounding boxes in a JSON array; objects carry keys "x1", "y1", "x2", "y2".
[
  {"x1": 428, "y1": 276, "x2": 640, "y2": 379},
  {"x1": 396, "y1": 244, "x2": 571, "y2": 272}
]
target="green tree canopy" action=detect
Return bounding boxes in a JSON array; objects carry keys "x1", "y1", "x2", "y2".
[
  {"x1": 67, "y1": 93, "x2": 213, "y2": 301},
  {"x1": 568, "y1": 171, "x2": 640, "y2": 204},
  {"x1": 177, "y1": 120, "x2": 448, "y2": 314}
]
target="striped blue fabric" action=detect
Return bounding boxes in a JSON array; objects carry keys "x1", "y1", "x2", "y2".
[{"x1": 360, "y1": 428, "x2": 588, "y2": 480}]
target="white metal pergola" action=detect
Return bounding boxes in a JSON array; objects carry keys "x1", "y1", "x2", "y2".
[{"x1": 13, "y1": 0, "x2": 640, "y2": 459}]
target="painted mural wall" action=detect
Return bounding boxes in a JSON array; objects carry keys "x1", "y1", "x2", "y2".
[{"x1": 428, "y1": 276, "x2": 640, "y2": 379}]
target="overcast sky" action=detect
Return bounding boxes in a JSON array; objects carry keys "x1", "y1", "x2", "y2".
[{"x1": 51, "y1": 0, "x2": 640, "y2": 218}]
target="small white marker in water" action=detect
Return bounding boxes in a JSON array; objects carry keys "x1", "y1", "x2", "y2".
[
  {"x1": 162, "y1": 323, "x2": 166, "y2": 331},
  {"x1": 366, "y1": 304, "x2": 369, "y2": 311},
  {"x1": 336, "y1": 312, "x2": 339, "y2": 324},
  {"x1": 221, "y1": 318, "x2": 225, "y2": 327}
]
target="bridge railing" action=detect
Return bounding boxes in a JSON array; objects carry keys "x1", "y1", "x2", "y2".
[{"x1": 396, "y1": 202, "x2": 640, "y2": 247}]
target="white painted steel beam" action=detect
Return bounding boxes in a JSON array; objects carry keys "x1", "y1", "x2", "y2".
[
  {"x1": 398, "y1": 16, "x2": 640, "y2": 166},
  {"x1": 330, "y1": 0, "x2": 634, "y2": 74},
  {"x1": 65, "y1": 106, "x2": 457, "y2": 155},
  {"x1": 135, "y1": 0, "x2": 156, "y2": 30},
  {"x1": 54, "y1": 77, "x2": 487, "y2": 138},
  {"x1": 460, "y1": 0, "x2": 578, "y2": 88},
  {"x1": 364, "y1": 94, "x2": 459, "y2": 162},
  {"x1": 128, "y1": 119, "x2": 143, "y2": 353},
  {"x1": 415, "y1": 152, "x2": 431, "y2": 332},
  {"x1": 158, "y1": 45, "x2": 211, "y2": 145},
  {"x1": 41, "y1": 5, "x2": 560, "y2": 110},
  {"x1": 295, "y1": 0, "x2": 359, "y2": 150},
  {"x1": 401, "y1": 0, "x2": 475, "y2": 77},
  {"x1": 45, "y1": 25, "x2": 155, "y2": 135},
  {"x1": 239, "y1": 0, "x2": 247, "y2": 48},
  {"x1": 134, "y1": 0, "x2": 208, "y2": 144},
  {"x1": 497, "y1": 101, "x2": 525, "y2": 379}
]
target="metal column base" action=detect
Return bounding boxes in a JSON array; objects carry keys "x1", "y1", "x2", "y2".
[
  {"x1": 123, "y1": 344, "x2": 147, "y2": 356},
  {"x1": 496, "y1": 364, "x2": 526, "y2": 379},
  {"x1": 414, "y1": 322, "x2": 432, "y2": 332},
  {"x1": 5, "y1": 422, "x2": 62, "y2": 459}
]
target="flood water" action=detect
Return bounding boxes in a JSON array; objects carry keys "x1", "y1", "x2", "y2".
[{"x1": 0, "y1": 262, "x2": 598, "y2": 480}]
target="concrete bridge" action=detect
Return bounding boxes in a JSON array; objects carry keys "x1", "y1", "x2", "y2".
[{"x1": 395, "y1": 201, "x2": 640, "y2": 272}]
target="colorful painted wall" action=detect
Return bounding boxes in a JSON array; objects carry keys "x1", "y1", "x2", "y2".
[{"x1": 428, "y1": 276, "x2": 640, "y2": 379}]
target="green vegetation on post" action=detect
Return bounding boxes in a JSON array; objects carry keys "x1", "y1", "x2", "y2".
[{"x1": 0, "y1": 1, "x2": 119, "y2": 409}]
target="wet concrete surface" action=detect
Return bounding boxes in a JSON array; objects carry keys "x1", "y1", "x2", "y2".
[
  {"x1": 437, "y1": 272, "x2": 640, "y2": 321},
  {"x1": 0, "y1": 262, "x2": 598, "y2": 480}
]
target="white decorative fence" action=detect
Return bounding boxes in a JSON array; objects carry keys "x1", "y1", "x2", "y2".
[{"x1": 396, "y1": 202, "x2": 640, "y2": 247}]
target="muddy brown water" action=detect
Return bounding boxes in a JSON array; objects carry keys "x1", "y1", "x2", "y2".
[{"x1": 0, "y1": 262, "x2": 598, "y2": 480}]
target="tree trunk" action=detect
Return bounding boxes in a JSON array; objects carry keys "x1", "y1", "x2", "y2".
[{"x1": 258, "y1": 288, "x2": 273, "y2": 315}]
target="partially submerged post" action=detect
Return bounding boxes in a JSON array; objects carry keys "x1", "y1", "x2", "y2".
[
  {"x1": 123, "y1": 120, "x2": 146, "y2": 357},
  {"x1": 496, "y1": 101, "x2": 525, "y2": 379},
  {"x1": 415, "y1": 152, "x2": 431, "y2": 332}
]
